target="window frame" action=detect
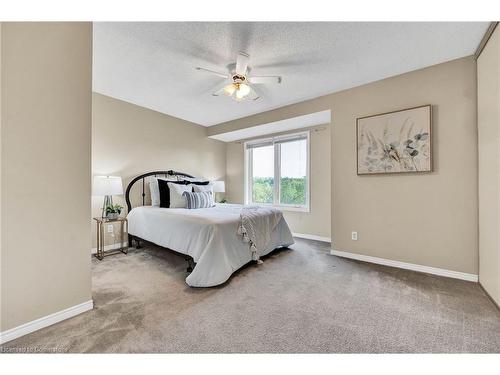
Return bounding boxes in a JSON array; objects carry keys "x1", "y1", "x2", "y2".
[{"x1": 244, "y1": 131, "x2": 310, "y2": 212}]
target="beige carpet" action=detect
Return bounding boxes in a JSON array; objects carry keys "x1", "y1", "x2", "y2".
[{"x1": 2, "y1": 238, "x2": 500, "y2": 353}]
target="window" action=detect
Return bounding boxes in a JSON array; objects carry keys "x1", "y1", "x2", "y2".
[{"x1": 245, "y1": 131, "x2": 309, "y2": 211}]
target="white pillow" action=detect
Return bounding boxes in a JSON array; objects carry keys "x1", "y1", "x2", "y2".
[
  {"x1": 149, "y1": 177, "x2": 176, "y2": 207},
  {"x1": 168, "y1": 182, "x2": 192, "y2": 208},
  {"x1": 192, "y1": 183, "x2": 214, "y2": 194},
  {"x1": 182, "y1": 176, "x2": 205, "y2": 182}
]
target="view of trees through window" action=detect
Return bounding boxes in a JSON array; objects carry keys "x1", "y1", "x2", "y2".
[
  {"x1": 252, "y1": 177, "x2": 274, "y2": 204},
  {"x1": 252, "y1": 177, "x2": 306, "y2": 205},
  {"x1": 250, "y1": 137, "x2": 307, "y2": 206}
]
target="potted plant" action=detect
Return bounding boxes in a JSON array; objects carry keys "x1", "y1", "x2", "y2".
[{"x1": 105, "y1": 203, "x2": 123, "y2": 219}]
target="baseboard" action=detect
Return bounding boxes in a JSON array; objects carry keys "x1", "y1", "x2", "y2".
[
  {"x1": 91, "y1": 242, "x2": 126, "y2": 254},
  {"x1": 479, "y1": 282, "x2": 500, "y2": 311},
  {"x1": 330, "y1": 249, "x2": 478, "y2": 282},
  {"x1": 292, "y1": 233, "x2": 331, "y2": 243},
  {"x1": 0, "y1": 300, "x2": 94, "y2": 344}
]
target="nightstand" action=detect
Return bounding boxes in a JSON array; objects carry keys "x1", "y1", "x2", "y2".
[{"x1": 93, "y1": 217, "x2": 128, "y2": 260}]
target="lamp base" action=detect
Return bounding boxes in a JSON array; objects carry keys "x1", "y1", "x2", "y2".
[{"x1": 102, "y1": 195, "x2": 113, "y2": 218}]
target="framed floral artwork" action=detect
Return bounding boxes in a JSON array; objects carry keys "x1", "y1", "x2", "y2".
[{"x1": 356, "y1": 105, "x2": 432, "y2": 175}]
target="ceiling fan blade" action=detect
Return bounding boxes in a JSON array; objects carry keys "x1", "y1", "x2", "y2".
[
  {"x1": 211, "y1": 80, "x2": 231, "y2": 97},
  {"x1": 195, "y1": 67, "x2": 229, "y2": 79},
  {"x1": 235, "y1": 52, "x2": 249, "y2": 75},
  {"x1": 248, "y1": 85, "x2": 262, "y2": 101},
  {"x1": 212, "y1": 87, "x2": 226, "y2": 97},
  {"x1": 249, "y1": 76, "x2": 282, "y2": 84}
]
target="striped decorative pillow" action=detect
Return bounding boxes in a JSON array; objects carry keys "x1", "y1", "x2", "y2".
[{"x1": 182, "y1": 191, "x2": 215, "y2": 209}]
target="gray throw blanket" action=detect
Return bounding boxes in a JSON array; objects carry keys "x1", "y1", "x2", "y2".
[{"x1": 237, "y1": 206, "x2": 283, "y2": 262}]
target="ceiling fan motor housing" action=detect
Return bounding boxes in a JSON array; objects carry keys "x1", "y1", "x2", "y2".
[{"x1": 232, "y1": 74, "x2": 246, "y2": 83}]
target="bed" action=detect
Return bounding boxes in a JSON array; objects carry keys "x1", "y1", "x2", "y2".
[{"x1": 125, "y1": 170, "x2": 294, "y2": 287}]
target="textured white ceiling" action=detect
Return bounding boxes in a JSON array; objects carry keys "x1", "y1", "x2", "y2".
[{"x1": 93, "y1": 22, "x2": 488, "y2": 126}]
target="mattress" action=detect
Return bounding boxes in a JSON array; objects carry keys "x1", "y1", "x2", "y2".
[{"x1": 127, "y1": 203, "x2": 294, "y2": 287}]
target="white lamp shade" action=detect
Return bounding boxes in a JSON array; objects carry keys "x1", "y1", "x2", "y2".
[
  {"x1": 212, "y1": 180, "x2": 225, "y2": 193},
  {"x1": 93, "y1": 176, "x2": 123, "y2": 196}
]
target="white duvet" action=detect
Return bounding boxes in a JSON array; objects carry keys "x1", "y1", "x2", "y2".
[{"x1": 127, "y1": 204, "x2": 294, "y2": 287}]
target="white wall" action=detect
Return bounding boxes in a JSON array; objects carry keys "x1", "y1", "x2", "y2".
[
  {"x1": 1, "y1": 22, "x2": 93, "y2": 331},
  {"x1": 211, "y1": 56, "x2": 479, "y2": 275},
  {"x1": 477, "y1": 26, "x2": 500, "y2": 306},
  {"x1": 92, "y1": 93, "x2": 227, "y2": 247}
]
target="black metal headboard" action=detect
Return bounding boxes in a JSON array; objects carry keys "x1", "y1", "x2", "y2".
[{"x1": 125, "y1": 170, "x2": 194, "y2": 212}]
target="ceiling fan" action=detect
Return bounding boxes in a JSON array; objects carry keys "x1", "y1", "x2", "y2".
[{"x1": 195, "y1": 52, "x2": 282, "y2": 102}]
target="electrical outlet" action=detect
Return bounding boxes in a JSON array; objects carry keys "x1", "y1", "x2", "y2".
[
  {"x1": 351, "y1": 231, "x2": 358, "y2": 241},
  {"x1": 107, "y1": 224, "x2": 114, "y2": 233}
]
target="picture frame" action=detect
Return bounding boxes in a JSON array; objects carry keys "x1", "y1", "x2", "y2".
[{"x1": 356, "y1": 105, "x2": 432, "y2": 175}]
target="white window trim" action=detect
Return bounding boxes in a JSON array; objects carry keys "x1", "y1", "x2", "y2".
[{"x1": 244, "y1": 131, "x2": 310, "y2": 212}]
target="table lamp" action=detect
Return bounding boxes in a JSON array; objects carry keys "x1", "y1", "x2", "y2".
[
  {"x1": 93, "y1": 176, "x2": 124, "y2": 218},
  {"x1": 212, "y1": 181, "x2": 225, "y2": 203}
]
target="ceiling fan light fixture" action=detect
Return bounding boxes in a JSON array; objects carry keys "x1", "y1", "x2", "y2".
[
  {"x1": 237, "y1": 83, "x2": 251, "y2": 97},
  {"x1": 235, "y1": 89, "x2": 248, "y2": 101},
  {"x1": 222, "y1": 82, "x2": 252, "y2": 101},
  {"x1": 223, "y1": 83, "x2": 237, "y2": 96},
  {"x1": 235, "y1": 91, "x2": 245, "y2": 101}
]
